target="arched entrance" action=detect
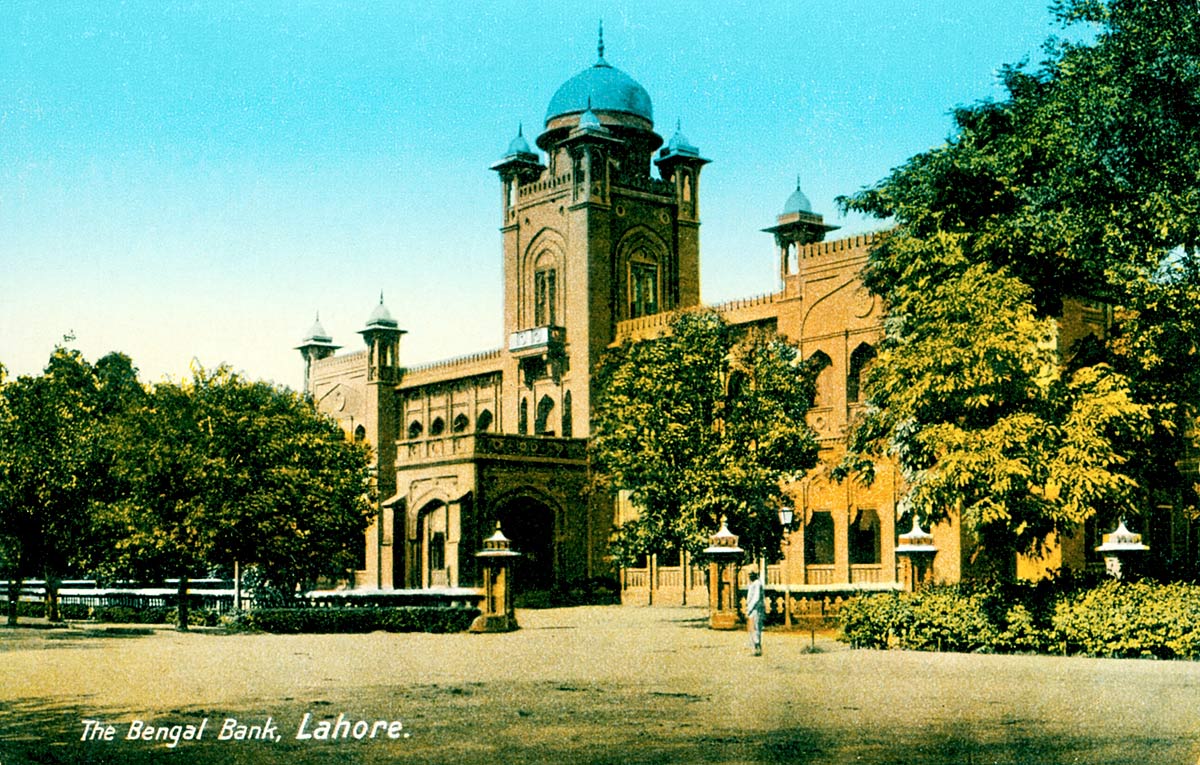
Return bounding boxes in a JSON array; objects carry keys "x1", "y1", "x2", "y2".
[
  {"x1": 494, "y1": 495, "x2": 557, "y2": 594},
  {"x1": 416, "y1": 500, "x2": 451, "y2": 588}
]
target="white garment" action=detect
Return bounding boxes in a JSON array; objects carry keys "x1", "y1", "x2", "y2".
[{"x1": 745, "y1": 577, "x2": 765, "y2": 652}]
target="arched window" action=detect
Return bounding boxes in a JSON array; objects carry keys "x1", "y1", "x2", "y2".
[
  {"x1": 847, "y1": 343, "x2": 876, "y2": 404},
  {"x1": 518, "y1": 399, "x2": 528, "y2": 435},
  {"x1": 353, "y1": 425, "x2": 366, "y2": 443},
  {"x1": 850, "y1": 508, "x2": 881, "y2": 565},
  {"x1": 476, "y1": 409, "x2": 494, "y2": 432},
  {"x1": 534, "y1": 253, "x2": 558, "y2": 327},
  {"x1": 805, "y1": 510, "x2": 835, "y2": 565},
  {"x1": 807, "y1": 350, "x2": 832, "y2": 407},
  {"x1": 407, "y1": 420, "x2": 423, "y2": 440},
  {"x1": 629, "y1": 251, "x2": 659, "y2": 319},
  {"x1": 429, "y1": 417, "x2": 445, "y2": 437},
  {"x1": 452, "y1": 413, "x2": 469, "y2": 433},
  {"x1": 561, "y1": 391, "x2": 573, "y2": 438},
  {"x1": 535, "y1": 395, "x2": 555, "y2": 436}
]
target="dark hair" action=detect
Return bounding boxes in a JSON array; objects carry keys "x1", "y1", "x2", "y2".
[{"x1": 749, "y1": 571, "x2": 759, "y2": 580}]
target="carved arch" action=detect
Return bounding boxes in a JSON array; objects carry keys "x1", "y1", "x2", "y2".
[
  {"x1": 615, "y1": 226, "x2": 672, "y2": 320},
  {"x1": 521, "y1": 228, "x2": 567, "y2": 329}
]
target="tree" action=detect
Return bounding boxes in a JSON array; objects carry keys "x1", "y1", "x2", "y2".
[
  {"x1": 0, "y1": 346, "x2": 135, "y2": 624},
  {"x1": 98, "y1": 365, "x2": 374, "y2": 628},
  {"x1": 835, "y1": 235, "x2": 1153, "y2": 569},
  {"x1": 837, "y1": 0, "x2": 1198, "y2": 567},
  {"x1": 591, "y1": 310, "x2": 821, "y2": 563}
]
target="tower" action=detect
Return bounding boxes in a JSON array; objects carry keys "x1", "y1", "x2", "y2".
[
  {"x1": 358, "y1": 294, "x2": 405, "y2": 587},
  {"x1": 494, "y1": 28, "x2": 709, "y2": 439},
  {"x1": 295, "y1": 314, "x2": 340, "y2": 395},
  {"x1": 763, "y1": 177, "x2": 840, "y2": 288}
]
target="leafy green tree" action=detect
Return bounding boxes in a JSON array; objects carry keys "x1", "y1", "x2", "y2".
[
  {"x1": 836, "y1": 235, "x2": 1153, "y2": 569},
  {"x1": 591, "y1": 310, "x2": 821, "y2": 563},
  {"x1": 99, "y1": 366, "x2": 374, "y2": 628},
  {"x1": 837, "y1": 0, "x2": 1198, "y2": 567},
  {"x1": 0, "y1": 346, "x2": 133, "y2": 623}
]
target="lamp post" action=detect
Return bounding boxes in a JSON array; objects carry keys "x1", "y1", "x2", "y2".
[
  {"x1": 1095, "y1": 519, "x2": 1148, "y2": 580},
  {"x1": 778, "y1": 506, "x2": 794, "y2": 629},
  {"x1": 895, "y1": 515, "x2": 937, "y2": 592},
  {"x1": 469, "y1": 522, "x2": 522, "y2": 633},
  {"x1": 701, "y1": 517, "x2": 743, "y2": 630}
]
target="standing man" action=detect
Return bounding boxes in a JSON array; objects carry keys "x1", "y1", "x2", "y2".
[{"x1": 745, "y1": 570, "x2": 765, "y2": 656}]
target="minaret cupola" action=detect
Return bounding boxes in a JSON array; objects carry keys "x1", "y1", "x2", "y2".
[
  {"x1": 763, "y1": 176, "x2": 841, "y2": 280},
  {"x1": 358, "y1": 293, "x2": 405, "y2": 384},
  {"x1": 296, "y1": 313, "x2": 341, "y2": 394}
]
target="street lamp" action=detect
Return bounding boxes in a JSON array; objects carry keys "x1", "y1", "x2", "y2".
[
  {"x1": 1095, "y1": 518, "x2": 1148, "y2": 580},
  {"x1": 778, "y1": 506, "x2": 794, "y2": 628}
]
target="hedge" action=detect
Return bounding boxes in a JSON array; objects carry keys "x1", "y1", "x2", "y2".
[
  {"x1": 838, "y1": 580, "x2": 1200, "y2": 659},
  {"x1": 1053, "y1": 580, "x2": 1200, "y2": 659},
  {"x1": 237, "y1": 606, "x2": 481, "y2": 634}
]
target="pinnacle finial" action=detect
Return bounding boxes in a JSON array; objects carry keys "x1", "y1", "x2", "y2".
[
  {"x1": 379, "y1": 291, "x2": 385, "y2": 304},
  {"x1": 517, "y1": 122, "x2": 523, "y2": 137},
  {"x1": 796, "y1": 174, "x2": 802, "y2": 190},
  {"x1": 598, "y1": 19, "x2": 605, "y2": 60}
]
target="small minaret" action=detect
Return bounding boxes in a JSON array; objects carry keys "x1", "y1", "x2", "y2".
[
  {"x1": 491, "y1": 125, "x2": 545, "y2": 227},
  {"x1": 295, "y1": 313, "x2": 340, "y2": 396},
  {"x1": 763, "y1": 176, "x2": 840, "y2": 281},
  {"x1": 358, "y1": 293, "x2": 405, "y2": 384},
  {"x1": 358, "y1": 293, "x2": 405, "y2": 589},
  {"x1": 654, "y1": 119, "x2": 710, "y2": 222}
]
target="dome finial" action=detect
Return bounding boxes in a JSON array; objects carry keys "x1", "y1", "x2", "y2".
[{"x1": 598, "y1": 19, "x2": 605, "y2": 61}]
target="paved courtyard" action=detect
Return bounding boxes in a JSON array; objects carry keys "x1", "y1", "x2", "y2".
[{"x1": 1, "y1": 605, "x2": 1199, "y2": 764}]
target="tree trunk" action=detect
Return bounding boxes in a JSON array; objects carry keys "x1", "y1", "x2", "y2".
[
  {"x1": 176, "y1": 574, "x2": 190, "y2": 631},
  {"x1": 7, "y1": 576, "x2": 22, "y2": 626},
  {"x1": 44, "y1": 568, "x2": 61, "y2": 623}
]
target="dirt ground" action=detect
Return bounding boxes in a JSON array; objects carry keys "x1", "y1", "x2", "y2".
[{"x1": 1, "y1": 605, "x2": 1199, "y2": 764}]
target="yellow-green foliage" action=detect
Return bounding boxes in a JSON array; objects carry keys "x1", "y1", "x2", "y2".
[{"x1": 1054, "y1": 580, "x2": 1200, "y2": 659}]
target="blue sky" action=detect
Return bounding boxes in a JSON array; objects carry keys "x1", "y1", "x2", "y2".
[{"x1": 1, "y1": 1, "x2": 1072, "y2": 390}]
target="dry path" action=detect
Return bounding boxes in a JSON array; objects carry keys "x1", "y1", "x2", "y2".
[{"x1": 1, "y1": 605, "x2": 1198, "y2": 763}]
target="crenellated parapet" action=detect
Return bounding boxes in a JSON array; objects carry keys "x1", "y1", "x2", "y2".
[{"x1": 795, "y1": 232, "x2": 882, "y2": 260}]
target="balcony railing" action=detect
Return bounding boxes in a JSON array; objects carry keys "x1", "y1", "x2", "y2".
[{"x1": 508, "y1": 325, "x2": 566, "y2": 357}]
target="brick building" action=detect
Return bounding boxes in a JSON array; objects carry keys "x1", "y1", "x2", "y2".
[{"x1": 297, "y1": 36, "x2": 1131, "y2": 602}]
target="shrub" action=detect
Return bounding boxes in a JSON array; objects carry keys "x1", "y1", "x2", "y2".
[
  {"x1": 92, "y1": 605, "x2": 174, "y2": 624},
  {"x1": 14, "y1": 601, "x2": 45, "y2": 618},
  {"x1": 243, "y1": 606, "x2": 480, "y2": 634},
  {"x1": 1053, "y1": 580, "x2": 1200, "y2": 659},
  {"x1": 59, "y1": 603, "x2": 91, "y2": 620},
  {"x1": 901, "y1": 587, "x2": 997, "y2": 653},
  {"x1": 838, "y1": 593, "x2": 910, "y2": 648}
]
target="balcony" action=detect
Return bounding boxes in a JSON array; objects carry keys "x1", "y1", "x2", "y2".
[
  {"x1": 398, "y1": 432, "x2": 588, "y2": 467},
  {"x1": 508, "y1": 325, "x2": 565, "y2": 358}
]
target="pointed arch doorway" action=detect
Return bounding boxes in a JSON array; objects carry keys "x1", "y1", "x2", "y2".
[{"x1": 494, "y1": 494, "x2": 557, "y2": 595}]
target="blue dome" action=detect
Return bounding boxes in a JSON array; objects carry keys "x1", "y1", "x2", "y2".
[
  {"x1": 577, "y1": 103, "x2": 604, "y2": 131},
  {"x1": 545, "y1": 59, "x2": 653, "y2": 125},
  {"x1": 505, "y1": 125, "x2": 535, "y2": 157},
  {"x1": 365, "y1": 295, "x2": 398, "y2": 329},
  {"x1": 665, "y1": 122, "x2": 698, "y2": 156},
  {"x1": 303, "y1": 315, "x2": 331, "y2": 343},
  {"x1": 783, "y1": 181, "x2": 813, "y2": 215}
]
